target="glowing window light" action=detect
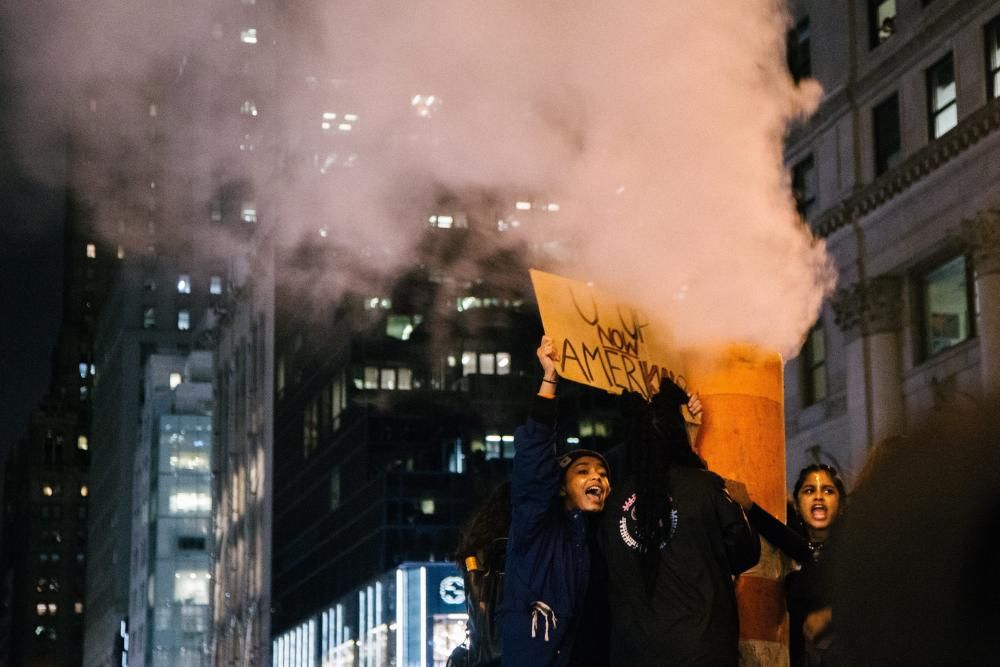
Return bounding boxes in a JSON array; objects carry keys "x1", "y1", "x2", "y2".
[
  {"x1": 169, "y1": 372, "x2": 182, "y2": 389},
  {"x1": 322, "y1": 112, "x2": 337, "y2": 120},
  {"x1": 240, "y1": 28, "x2": 258, "y2": 44},
  {"x1": 515, "y1": 201, "x2": 531, "y2": 210},
  {"x1": 547, "y1": 203, "x2": 560, "y2": 211},
  {"x1": 86, "y1": 243, "x2": 96, "y2": 259},
  {"x1": 169, "y1": 492, "x2": 211, "y2": 513},
  {"x1": 337, "y1": 123, "x2": 353, "y2": 131},
  {"x1": 344, "y1": 113, "x2": 358, "y2": 121}
]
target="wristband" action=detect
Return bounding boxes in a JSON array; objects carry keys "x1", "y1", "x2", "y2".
[{"x1": 541, "y1": 377, "x2": 558, "y2": 384}]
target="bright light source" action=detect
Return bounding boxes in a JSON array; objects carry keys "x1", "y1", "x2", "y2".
[
  {"x1": 169, "y1": 372, "x2": 182, "y2": 389},
  {"x1": 240, "y1": 28, "x2": 258, "y2": 44},
  {"x1": 485, "y1": 435, "x2": 502, "y2": 442},
  {"x1": 515, "y1": 201, "x2": 531, "y2": 210},
  {"x1": 321, "y1": 122, "x2": 331, "y2": 130},
  {"x1": 338, "y1": 123, "x2": 353, "y2": 131},
  {"x1": 344, "y1": 113, "x2": 358, "y2": 121},
  {"x1": 547, "y1": 203, "x2": 560, "y2": 212},
  {"x1": 322, "y1": 112, "x2": 337, "y2": 120},
  {"x1": 567, "y1": 437, "x2": 580, "y2": 444}
]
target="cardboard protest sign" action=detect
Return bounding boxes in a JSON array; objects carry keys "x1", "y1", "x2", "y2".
[{"x1": 529, "y1": 268, "x2": 688, "y2": 400}]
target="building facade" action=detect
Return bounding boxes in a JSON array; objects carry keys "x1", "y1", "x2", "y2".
[
  {"x1": 783, "y1": 0, "x2": 1000, "y2": 483},
  {"x1": 127, "y1": 352, "x2": 215, "y2": 666}
]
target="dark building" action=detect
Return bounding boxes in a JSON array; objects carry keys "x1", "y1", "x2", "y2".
[
  {"x1": 268, "y1": 218, "x2": 623, "y2": 641},
  {"x1": 0, "y1": 190, "x2": 114, "y2": 666}
]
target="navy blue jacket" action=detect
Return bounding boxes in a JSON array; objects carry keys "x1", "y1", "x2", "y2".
[{"x1": 498, "y1": 396, "x2": 590, "y2": 667}]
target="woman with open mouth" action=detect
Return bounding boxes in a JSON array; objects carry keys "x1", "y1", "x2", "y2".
[{"x1": 727, "y1": 464, "x2": 846, "y2": 667}]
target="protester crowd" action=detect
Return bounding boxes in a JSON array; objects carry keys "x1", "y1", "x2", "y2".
[{"x1": 448, "y1": 336, "x2": 1000, "y2": 667}]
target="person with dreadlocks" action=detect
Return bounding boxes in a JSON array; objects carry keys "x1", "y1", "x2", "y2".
[{"x1": 597, "y1": 379, "x2": 760, "y2": 666}]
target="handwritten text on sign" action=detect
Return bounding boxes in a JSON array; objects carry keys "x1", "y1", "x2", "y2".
[{"x1": 530, "y1": 269, "x2": 686, "y2": 399}]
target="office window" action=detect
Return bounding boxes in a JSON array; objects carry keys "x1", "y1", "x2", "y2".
[
  {"x1": 787, "y1": 17, "x2": 811, "y2": 83},
  {"x1": 77, "y1": 435, "x2": 88, "y2": 451},
  {"x1": 143, "y1": 307, "x2": 155, "y2": 329},
  {"x1": 380, "y1": 368, "x2": 396, "y2": 390},
  {"x1": 919, "y1": 256, "x2": 974, "y2": 359},
  {"x1": 86, "y1": 243, "x2": 96, "y2": 259},
  {"x1": 241, "y1": 201, "x2": 257, "y2": 223},
  {"x1": 869, "y1": 0, "x2": 896, "y2": 48},
  {"x1": 169, "y1": 372, "x2": 182, "y2": 389},
  {"x1": 986, "y1": 16, "x2": 1000, "y2": 99},
  {"x1": 177, "y1": 310, "x2": 191, "y2": 331},
  {"x1": 497, "y1": 352, "x2": 512, "y2": 375},
  {"x1": 791, "y1": 155, "x2": 817, "y2": 217},
  {"x1": 873, "y1": 94, "x2": 901, "y2": 176},
  {"x1": 209, "y1": 276, "x2": 223, "y2": 295},
  {"x1": 398, "y1": 368, "x2": 413, "y2": 390},
  {"x1": 927, "y1": 53, "x2": 957, "y2": 139},
  {"x1": 177, "y1": 274, "x2": 191, "y2": 293},
  {"x1": 240, "y1": 28, "x2": 258, "y2": 44}
]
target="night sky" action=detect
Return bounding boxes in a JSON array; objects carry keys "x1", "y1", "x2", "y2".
[{"x1": 0, "y1": 0, "x2": 65, "y2": 463}]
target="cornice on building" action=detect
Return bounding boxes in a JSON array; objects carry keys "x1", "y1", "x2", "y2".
[{"x1": 812, "y1": 97, "x2": 1000, "y2": 238}]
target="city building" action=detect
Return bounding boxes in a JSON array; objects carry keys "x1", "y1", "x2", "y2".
[
  {"x1": 271, "y1": 562, "x2": 467, "y2": 667},
  {"x1": 127, "y1": 352, "x2": 214, "y2": 666},
  {"x1": 0, "y1": 188, "x2": 115, "y2": 666},
  {"x1": 782, "y1": 0, "x2": 1000, "y2": 482}
]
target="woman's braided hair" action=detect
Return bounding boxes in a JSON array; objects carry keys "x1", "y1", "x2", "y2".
[{"x1": 622, "y1": 377, "x2": 705, "y2": 597}]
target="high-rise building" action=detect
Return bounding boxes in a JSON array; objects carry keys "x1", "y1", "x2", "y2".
[
  {"x1": 782, "y1": 0, "x2": 1000, "y2": 482},
  {"x1": 0, "y1": 187, "x2": 114, "y2": 666},
  {"x1": 127, "y1": 352, "x2": 214, "y2": 666}
]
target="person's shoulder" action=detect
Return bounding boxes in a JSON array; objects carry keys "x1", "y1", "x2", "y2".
[{"x1": 672, "y1": 466, "x2": 723, "y2": 488}]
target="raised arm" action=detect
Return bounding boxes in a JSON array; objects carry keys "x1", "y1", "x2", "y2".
[
  {"x1": 508, "y1": 337, "x2": 562, "y2": 551},
  {"x1": 726, "y1": 479, "x2": 811, "y2": 565}
]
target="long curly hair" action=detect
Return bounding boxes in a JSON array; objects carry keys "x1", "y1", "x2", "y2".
[{"x1": 621, "y1": 378, "x2": 705, "y2": 597}]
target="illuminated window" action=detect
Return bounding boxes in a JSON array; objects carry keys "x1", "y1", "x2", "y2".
[
  {"x1": 210, "y1": 276, "x2": 223, "y2": 295},
  {"x1": 77, "y1": 435, "x2": 88, "y2": 451},
  {"x1": 398, "y1": 368, "x2": 413, "y2": 390},
  {"x1": 74, "y1": 602, "x2": 84, "y2": 614},
  {"x1": 169, "y1": 492, "x2": 211, "y2": 514},
  {"x1": 801, "y1": 321, "x2": 827, "y2": 406},
  {"x1": 479, "y1": 353, "x2": 496, "y2": 375},
  {"x1": 988, "y1": 16, "x2": 1000, "y2": 100},
  {"x1": 462, "y1": 352, "x2": 477, "y2": 376},
  {"x1": 86, "y1": 243, "x2": 96, "y2": 259},
  {"x1": 174, "y1": 570, "x2": 210, "y2": 604},
  {"x1": 927, "y1": 52, "x2": 957, "y2": 139},
  {"x1": 177, "y1": 274, "x2": 191, "y2": 293},
  {"x1": 143, "y1": 307, "x2": 156, "y2": 329},
  {"x1": 241, "y1": 201, "x2": 257, "y2": 223},
  {"x1": 918, "y1": 256, "x2": 975, "y2": 359},
  {"x1": 240, "y1": 100, "x2": 258, "y2": 117},
  {"x1": 365, "y1": 297, "x2": 392, "y2": 310},
  {"x1": 168, "y1": 372, "x2": 182, "y2": 389},
  {"x1": 42, "y1": 484, "x2": 54, "y2": 497},
  {"x1": 496, "y1": 353, "x2": 511, "y2": 376},
  {"x1": 116, "y1": 245, "x2": 125, "y2": 259},
  {"x1": 364, "y1": 366, "x2": 379, "y2": 389},
  {"x1": 177, "y1": 310, "x2": 190, "y2": 331},
  {"x1": 386, "y1": 314, "x2": 421, "y2": 340},
  {"x1": 79, "y1": 485, "x2": 88, "y2": 498},
  {"x1": 380, "y1": 368, "x2": 396, "y2": 390},
  {"x1": 420, "y1": 499, "x2": 436, "y2": 514},
  {"x1": 240, "y1": 28, "x2": 258, "y2": 44},
  {"x1": 869, "y1": 0, "x2": 895, "y2": 48},
  {"x1": 410, "y1": 94, "x2": 442, "y2": 118}
]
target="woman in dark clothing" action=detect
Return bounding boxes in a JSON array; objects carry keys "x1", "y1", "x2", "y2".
[
  {"x1": 598, "y1": 382, "x2": 759, "y2": 666},
  {"x1": 450, "y1": 482, "x2": 511, "y2": 667},
  {"x1": 727, "y1": 464, "x2": 846, "y2": 666},
  {"x1": 497, "y1": 336, "x2": 611, "y2": 667}
]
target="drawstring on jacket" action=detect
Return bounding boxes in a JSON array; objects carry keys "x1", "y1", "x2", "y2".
[{"x1": 530, "y1": 600, "x2": 558, "y2": 641}]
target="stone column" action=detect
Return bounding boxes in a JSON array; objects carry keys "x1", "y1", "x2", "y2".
[
  {"x1": 957, "y1": 210, "x2": 1000, "y2": 396},
  {"x1": 831, "y1": 276, "x2": 905, "y2": 474}
]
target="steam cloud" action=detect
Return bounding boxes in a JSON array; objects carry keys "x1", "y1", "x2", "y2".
[{"x1": 8, "y1": 0, "x2": 834, "y2": 357}]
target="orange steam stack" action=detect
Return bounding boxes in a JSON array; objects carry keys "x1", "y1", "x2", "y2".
[{"x1": 686, "y1": 344, "x2": 789, "y2": 666}]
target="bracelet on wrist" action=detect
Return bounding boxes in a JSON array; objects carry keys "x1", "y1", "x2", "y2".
[{"x1": 541, "y1": 377, "x2": 558, "y2": 384}]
